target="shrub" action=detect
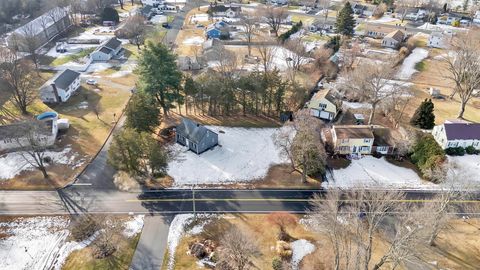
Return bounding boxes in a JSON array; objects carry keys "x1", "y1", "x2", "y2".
[
  {"x1": 410, "y1": 135, "x2": 445, "y2": 180},
  {"x1": 445, "y1": 147, "x2": 465, "y2": 156},
  {"x1": 279, "y1": 21, "x2": 303, "y2": 42},
  {"x1": 70, "y1": 216, "x2": 99, "y2": 242},
  {"x1": 272, "y1": 257, "x2": 283, "y2": 270},
  {"x1": 101, "y1": 7, "x2": 119, "y2": 23},
  {"x1": 465, "y1": 146, "x2": 478, "y2": 155},
  {"x1": 410, "y1": 99, "x2": 435, "y2": 129}
]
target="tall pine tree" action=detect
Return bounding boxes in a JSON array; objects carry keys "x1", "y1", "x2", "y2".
[
  {"x1": 335, "y1": 2, "x2": 356, "y2": 37},
  {"x1": 137, "y1": 42, "x2": 183, "y2": 115},
  {"x1": 410, "y1": 99, "x2": 435, "y2": 129}
]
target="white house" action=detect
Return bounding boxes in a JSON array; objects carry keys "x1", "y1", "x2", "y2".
[
  {"x1": 90, "y1": 37, "x2": 123, "y2": 61},
  {"x1": 473, "y1": 11, "x2": 480, "y2": 25},
  {"x1": 306, "y1": 89, "x2": 340, "y2": 121},
  {"x1": 141, "y1": 0, "x2": 163, "y2": 6},
  {"x1": 382, "y1": 30, "x2": 405, "y2": 49},
  {"x1": 404, "y1": 8, "x2": 427, "y2": 21},
  {"x1": 0, "y1": 116, "x2": 58, "y2": 153},
  {"x1": 428, "y1": 31, "x2": 453, "y2": 49},
  {"x1": 39, "y1": 69, "x2": 81, "y2": 103},
  {"x1": 208, "y1": 4, "x2": 241, "y2": 18},
  {"x1": 432, "y1": 120, "x2": 480, "y2": 150}
]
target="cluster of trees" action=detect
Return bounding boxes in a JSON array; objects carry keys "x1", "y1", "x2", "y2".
[
  {"x1": 410, "y1": 134, "x2": 445, "y2": 181},
  {"x1": 309, "y1": 185, "x2": 474, "y2": 270}
]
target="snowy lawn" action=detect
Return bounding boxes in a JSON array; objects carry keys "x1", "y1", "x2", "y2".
[
  {"x1": 183, "y1": 36, "x2": 205, "y2": 45},
  {"x1": 448, "y1": 155, "x2": 480, "y2": 182},
  {"x1": 291, "y1": 239, "x2": 316, "y2": 270},
  {"x1": 0, "y1": 147, "x2": 84, "y2": 180},
  {"x1": 396, "y1": 48, "x2": 429, "y2": 80},
  {"x1": 323, "y1": 156, "x2": 435, "y2": 189},
  {"x1": 0, "y1": 215, "x2": 144, "y2": 270},
  {"x1": 167, "y1": 127, "x2": 288, "y2": 186}
]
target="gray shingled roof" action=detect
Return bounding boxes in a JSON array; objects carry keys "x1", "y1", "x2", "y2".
[
  {"x1": 444, "y1": 123, "x2": 480, "y2": 140},
  {"x1": 104, "y1": 37, "x2": 122, "y2": 51},
  {"x1": 0, "y1": 120, "x2": 53, "y2": 139},
  {"x1": 99, "y1": 46, "x2": 113, "y2": 54},
  {"x1": 209, "y1": 5, "x2": 241, "y2": 13},
  {"x1": 49, "y1": 69, "x2": 80, "y2": 90},
  {"x1": 176, "y1": 118, "x2": 215, "y2": 143}
]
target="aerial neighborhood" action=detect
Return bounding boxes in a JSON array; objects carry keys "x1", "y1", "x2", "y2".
[{"x1": 0, "y1": 0, "x2": 480, "y2": 269}]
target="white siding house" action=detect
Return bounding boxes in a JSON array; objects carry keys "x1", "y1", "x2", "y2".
[
  {"x1": 382, "y1": 30, "x2": 405, "y2": 49},
  {"x1": 90, "y1": 37, "x2": 123, "y2": 61},
  {"x1": 432, "y1": 120, "x2": 480, "y2": 150},
  {"x1": 428, "y1": 31, "x2": 453, "y2": 49},
  {"x1": 39, "y1": 69, "x2": 81, "y2": 103}
]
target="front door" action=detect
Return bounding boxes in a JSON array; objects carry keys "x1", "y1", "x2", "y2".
[{"x1": 352, "y1": 146, "x2": 357, "y2": 153}]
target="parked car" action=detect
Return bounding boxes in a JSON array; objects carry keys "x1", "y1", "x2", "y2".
[
  {"x1": 162, "y1": 22, "x2": 171, "y2": 29},
  {"x1": 86, "y1": 79, "x2": 97, "y2": 85}
]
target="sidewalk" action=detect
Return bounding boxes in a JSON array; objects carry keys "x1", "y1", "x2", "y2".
[{"x1": 130, "y1": 216, "x2": 171, "y2": 270}]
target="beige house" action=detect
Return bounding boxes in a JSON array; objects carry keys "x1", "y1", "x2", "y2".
[
  {"x1": 306, "y1": 90, "x2": 340, "y2": 121},
  {"x1": 332, "y1": 125, "x2": 374, "y2": 155},
  {"x1": 382, "y1": 30, "x2": 405, "y2": 49},
  {"x1": 331, "y1": 125, "x2": 396, "y2": 155}
]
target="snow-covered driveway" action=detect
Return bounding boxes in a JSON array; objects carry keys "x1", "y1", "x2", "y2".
[{"x1": 167, "y1": 127, "x2": 288, "y2": 186}]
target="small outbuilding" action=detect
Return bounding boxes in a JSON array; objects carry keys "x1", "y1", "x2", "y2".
[{"x1": 175, "y1": 118, "x2": 218, "y2": 154}]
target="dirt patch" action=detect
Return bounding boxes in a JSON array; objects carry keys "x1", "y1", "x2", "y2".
[{"x1": 161, "y1": 112, "x2": 282, "y2": 129}]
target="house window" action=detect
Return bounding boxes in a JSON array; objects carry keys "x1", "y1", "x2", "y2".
[
  {"x1": 319, "y1": 103, "x2": 327, "y2": 110},
  {"x1": 339, "y1": 146, "x2": 350, "y2": 152},
  {"x1": 376, "y1": 146, "x2": 388, "y2": 152},
  {"x1": 341, "y1": 139, "x2": 349, "y2": 143},
  {"x1": 192, "y1": 143, "x2": 197, "y2": 150},
  {"x1": 364, "y1": 139, "x2": 371, "y2": 143},
  {"x1": 3, "y1": 138, "x2": 12, "y2": 144},
  {"x1": 360, "y1": 146, "x2": 370, "y2": 152}
]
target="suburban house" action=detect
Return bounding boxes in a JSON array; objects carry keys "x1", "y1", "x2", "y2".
[
  {"x1": 90, "y1": 37, "x2": 123, "y2": 61},
  {"x1": 0, "y1": 115, "x2": 58, "y2": 153},
  {"x1": 178, "y1": 56, "x2": 201, "y2": 71},
  {"x1": 141, "y1": 0, "x2": 162, "y2": 7},
  {"x1": 473, "y1": 11, "x2": 480, "y2": 25},
  {"x1": 208, "y1": 4, "x2": 241, "y2": 18},
  {"x1": 382, "y1": 30, "x2": 405, "y2": 49},
  {"x1": 270, "y1": 0, "x2": 288, "y2": 5},
  {"x1": 364, "y1": 25, "x2": 397, "y2": 39},
  {"x1": 403, "y1": 8, "x2": 427, "y2": 21},
  {"x1": 306, "y1": 90, "x2": 341, "y2": 121},
  {"x1": 428, "y1": 31, "x2": 453, "y2": 49},
  {"x1": 205, "y1": 22, "x2": 230, "y2": 39},
  {"x1": 352, "y1": 3, "x2": 376, "y2": 17},
  {"x1": 6, "y1": 7, "x2": 71, "y2": 52},
  {"x1": 39, "y1": 69, "x2": 81, "y2": 103},
  {"x1": 309, "y1": 18, "x2": 336, "y2": 33},
  {"x1": 330, "y1": 125, "x2": 396, "y2": 155},
  {"x1": 175, "y1": 118, "x2": 218, "y2": 154},
  {"x1": 432, "y1": 120, "x2": 480, "y2": 150}
]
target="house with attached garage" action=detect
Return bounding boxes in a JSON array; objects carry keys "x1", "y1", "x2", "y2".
[
  {"x1": 306, "y1": 89, "x2": 341, "y2": 121},
  {"x1": 208, "y1": 4, "x2": 241, "y2": 18},
  {"x1": 330, "y1": 125, "x2": 396, "y2": 156},
  {"x1": 0, "y1": 116, "x2": 58, "y2": 153},
  {"x1": 89, "y1": 37, "x2": 123, "y2": 61},
  {"x1": 382, "y1": 30, "x2": 405, "y2": 49},
  {"x1": 428, "y1": 31, "x2": 453, "y2": 49},
  {"x1": 175, "y1": 118, "x2": 218, "y2": 154},
  {"x1": 39, "y1": 69, "x2": 81, "y2": 103},
  {"x1": 432, "y1": 120, "x2": 480, "y2": 150}
]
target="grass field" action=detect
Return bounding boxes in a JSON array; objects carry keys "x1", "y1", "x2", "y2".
[{"x1": 51, "y1": 48, "x2": 95, "y2": 66}]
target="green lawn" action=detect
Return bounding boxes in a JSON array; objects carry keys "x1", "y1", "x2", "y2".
[
  {"x1": 415, "y1": 61, "x2": 427, "y2": 71},
  {"x1": 51, "y1": 48, "x2": 95, "y2": 66}
]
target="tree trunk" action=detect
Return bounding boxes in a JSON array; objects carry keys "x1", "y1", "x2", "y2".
[
  {"x1": 39, "y1": 165, "x2": 49, "y2": 179},
  {"x1": 457, "y1": 99, "x2": 466, "y2": 119},
  {"x1": 368, "y1": 103, "x2": 376, "y2": 125}
]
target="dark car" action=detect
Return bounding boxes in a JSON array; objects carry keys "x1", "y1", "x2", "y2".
[{"x1": 162, "y1": 22, "x2": 171, "y2": 29}]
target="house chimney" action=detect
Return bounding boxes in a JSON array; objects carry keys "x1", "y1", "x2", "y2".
[{"x1": 51, "y1": 83, "x2": 61, "y2": 103}]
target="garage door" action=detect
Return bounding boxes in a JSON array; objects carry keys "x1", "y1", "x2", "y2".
[{"x1": 319, "y1": 111, "x2": 331, "y2": 120}]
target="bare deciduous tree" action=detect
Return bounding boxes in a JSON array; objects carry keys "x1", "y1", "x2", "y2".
[
  {"x1": 122, "y1": 15, "x2": 146, "y2": 49},
  {"x1": 257, "y1": 6, "x2": 288, "y2": 37},
  {"x1": 0, "y1": 48, "x2": 36, "y2": 114},
  {"x1": 256, "y1": 39, "x2": 277, "y2": 73},
  {"x1": 14, "y1": 121, "x2": 53, "y2": 179},
  {"x1": 240, "y1": 15, "x2": 258, "y2": 56},
  {"x1": 443, "y1": 30, "x2": 480, "y2": 119},
  {"x1": 342, "y1": 62, "x2": 398, "y2": 125},
  {"x1": 217, "y1": 226, "x2": 259, "y2": 270},
  {"x1": 283, "y1": 38, "x2": 310, "y2": 81},
  {"x1": 18, "y1": 23, "x2": 41, "y2": 70},
  {"x1": 274, "y1": 110, "x2": 327, "y2": 183}
]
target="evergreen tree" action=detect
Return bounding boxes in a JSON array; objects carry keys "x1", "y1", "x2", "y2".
[
  {"x1": 410, "y1": 99, "x2": 435, "y2": 129},
  {"x1": 101, "y1": 7, "x2": 119, "y2": 23},
  {"x1": 137, "y1": 42, "x2": 183, "y2": 115},
  {"x1": 125, "y1": 92, "x2": 160, "y2": 133},
  {"x1": 335, "y1": 2, "x2": 356, "y2": 37}
]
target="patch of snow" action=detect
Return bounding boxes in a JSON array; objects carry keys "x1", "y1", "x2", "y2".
[
  {"x1": 368, "y1": 16, "x2": 399, "y2": 23},
  {"x1": 123, "y1": 215, "x2": 145, "y2": 238},
  {"x1": 190, "y1": 14, "x2": 209, "y2": 23},
  {"x1": 78, "y1": 101, "x2": 89, "y2": 109},
  {"x1": 86, "y1": 62, "x2": 113, "y2": 73},
  {"x1": 0, "y1": 216, "x2": 69, "y2": 270},
  {"x1": 396, "y1": 48, "x2": 429, "y2": 80},
  {"x1": 151, "y1": 15, "x2": 168, "y2": 24},
  {"x1": 183, "y1": 36, "x2": 205, "y2": 45},
  {"x1": 291, "y1": 239, "x2": 316, "y2": 270},
  {"x1": 417, "y1": 23, "x2": 467, "y2": 32},
  {"x1": 448, "y1": 155, "x2": 480, "y2": 182},
  {"x1": 342, "y1": 101, "x2": 372, "y2": 110},
  {"x1": 167, "y1": 127, "x2": 290, "y2": 186},
  {"x1": 167, "y1": 214, "x2": 195, "y2": 270},
  {"x1": 0, "y1": 147, "x2": 85, "y2": 180},
  {"x1": 323, "y1": 156, "x2": 435, "y2": 189},
  {"x1": 45, "y1": 44, "x2": 97, "y2": 58}
]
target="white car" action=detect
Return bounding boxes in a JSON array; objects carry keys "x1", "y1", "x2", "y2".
[{"x1": 86, "y1": 79, "x2": 97, "y2": 85}]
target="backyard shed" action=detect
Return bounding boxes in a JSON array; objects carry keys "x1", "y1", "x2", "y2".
[{"x1": 175, "y1": 118, "x2": 218, "y2": 154}]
